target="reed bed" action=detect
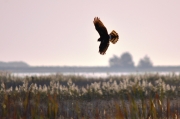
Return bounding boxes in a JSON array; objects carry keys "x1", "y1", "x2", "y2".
[{"x1": 0, "y1": 71, "x2": 180, "y2": 119}]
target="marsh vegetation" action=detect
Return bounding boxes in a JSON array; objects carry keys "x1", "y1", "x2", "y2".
[{"x1": 0, "y1": 71, "x2": 180, "y2": 118}]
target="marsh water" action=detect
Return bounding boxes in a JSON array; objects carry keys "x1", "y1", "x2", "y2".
[{"x1": 12, "y1": 71, "x2": 180, "y2": 78}]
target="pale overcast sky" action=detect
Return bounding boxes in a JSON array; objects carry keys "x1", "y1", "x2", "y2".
[{"x1": 1, "y1": 0, "x2": 180, "y2": 66}]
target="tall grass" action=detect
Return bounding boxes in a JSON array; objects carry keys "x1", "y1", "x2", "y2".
[{"x1": 0, "y1": 71, "x2": 179, "y2": 118}]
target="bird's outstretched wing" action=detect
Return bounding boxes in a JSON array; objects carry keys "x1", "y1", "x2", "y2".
[
  {"x1": 99, "y1": 42, "x2": 109, "y2": 55},
  {"x1": 93, "y1": 17, "x2": 108, "y2": 37}
]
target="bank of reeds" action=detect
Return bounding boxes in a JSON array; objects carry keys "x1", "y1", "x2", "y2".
[{"x1": 0, "y1": 71, "x2": 179, "y2": 118}]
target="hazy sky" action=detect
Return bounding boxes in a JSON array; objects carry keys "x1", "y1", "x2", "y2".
[{"x1": 1, "y1": 0, "x2": 180, "y2": 66}]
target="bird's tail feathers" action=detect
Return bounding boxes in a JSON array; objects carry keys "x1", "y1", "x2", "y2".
[{"x1": 109, "y1": 30, "x2": 119, "y2": 44}]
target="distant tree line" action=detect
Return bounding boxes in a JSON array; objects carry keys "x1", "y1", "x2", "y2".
[
  {"x1": 0, "y1": 61, "x2": 29, "y2": 67},
  {"x1": 109, "y1": 52, "x2": 153, "y2": 68}
]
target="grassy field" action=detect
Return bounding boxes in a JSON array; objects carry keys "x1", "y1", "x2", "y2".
[{"x1": 0, "y1": 71, "x2": 180, "y2": 119}]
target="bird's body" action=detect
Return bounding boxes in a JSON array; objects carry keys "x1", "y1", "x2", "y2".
[{"x1": 93, "y1": 17, "x2": 119, "y2": 55}]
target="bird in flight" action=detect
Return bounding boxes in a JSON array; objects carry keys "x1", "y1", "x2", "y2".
[{"x1": 93, "y1": 17, "x2": 119, "y2": 55}]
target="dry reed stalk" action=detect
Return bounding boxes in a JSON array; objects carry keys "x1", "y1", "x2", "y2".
[
  {"x1": 167, "y1": 98, "x2": 170, "y2": 119},
  {"x1": 115, "y1": 101, "x2": 124, "y2": 119}
]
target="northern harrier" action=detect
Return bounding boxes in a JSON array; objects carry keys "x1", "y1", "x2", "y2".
[{"x1": 93, "y1": 17, "x2": 119, "y2": 55}]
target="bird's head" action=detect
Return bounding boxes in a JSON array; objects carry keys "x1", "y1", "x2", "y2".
[{"x1": 97, "y1": 38, "x2": 101, "y2": 42}]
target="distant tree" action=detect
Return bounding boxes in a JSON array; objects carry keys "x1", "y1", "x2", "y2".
[
  {"x1": 119, "y1": 52, "x2": 135, "y2": 68},
  {"x1": 137, "y1": 55, "x2": 153, "y2": 68},
  {"x1": 109, "y1": 52, "x2": 135, "y2": 68},
  {"x1": 109, "y1": 55, "x2": 120, "y2": 67}
]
